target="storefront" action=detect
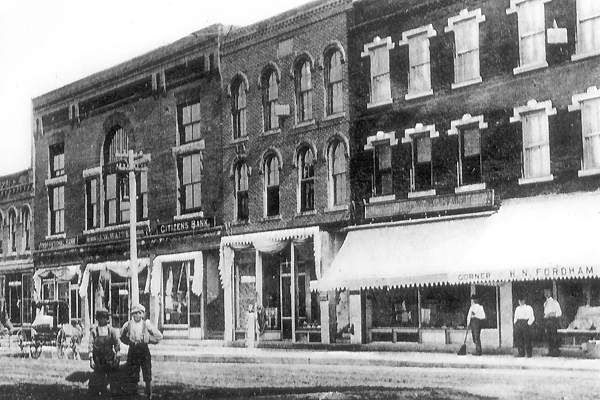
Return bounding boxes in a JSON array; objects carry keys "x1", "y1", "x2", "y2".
[
  {"x1": 0, "y1": 261, "x2": 34, "y2": 328},
  {"x1": 219, "y1": 227, "x2": 323, "y2": 343},
  {"x1": 33, "y1": 264, "x2": 82, "y2": 323}
]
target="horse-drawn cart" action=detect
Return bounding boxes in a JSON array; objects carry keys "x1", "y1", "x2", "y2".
[{"x1": 14, "y1": 300, "x2": 82, "y2": 359}]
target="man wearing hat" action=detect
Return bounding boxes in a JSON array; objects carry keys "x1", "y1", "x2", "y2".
[
  {"x1": 88, "y1": 307, "x2": 121, "y2": 397},
  {"x1": 513, "y1": 294, "x2": 535, "y2": 357},
  {"x1": 120, "y1": 303, "x2": 162, "y2": 399},
  {"x1": 466, "y1": 294, "x2": 486, "y2": 356}
]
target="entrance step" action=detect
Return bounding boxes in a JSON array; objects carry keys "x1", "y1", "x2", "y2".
[{"x1": 162, "y1": 326, "x2": 189, "y2": 339}]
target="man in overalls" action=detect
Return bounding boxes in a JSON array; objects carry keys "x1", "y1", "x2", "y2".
[{"x1": 88, "y1": 307, "x2": 121, "y2": 397}]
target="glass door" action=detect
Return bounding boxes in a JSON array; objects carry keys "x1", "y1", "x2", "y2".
[
  {"x1": 280, "y1": 260, "x2": 292, "y2": 340},
  {"x1": 163, "y1": 263, "x2": 188, "y2": 326}
]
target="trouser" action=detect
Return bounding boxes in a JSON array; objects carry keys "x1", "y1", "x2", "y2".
[
  {"x1": 470, "y1": 318, "x2": 483, "y2": 355},
  {"x1": 89, "y1": 335, "x2": 117, "y2": 395},
  {"x1": 124, "y1": 342, "x2": 152, "y2": 396},
  {"x1": 545, "y1": 317, "x2": 560, "y2": 355},
  {"x1": 514, "y1": 320, "x2": 533, "y2": 357}
]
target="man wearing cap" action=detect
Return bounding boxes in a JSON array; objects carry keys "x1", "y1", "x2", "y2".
[
  {"x1": 466, "y1": 294, "x2": 486, "y2": 356},
  {"x1": 120, "y1": 303, "x2": 162, "y2": 399},
  {"x1": 88, "y1": 307, "x2": 121, "y2": 397},
  {"x1": 543, "y1": 288, "x2": 562, "y2": 356},
  {"x1": 513, "y1": 294, "x2": 535, "y2": 358}
]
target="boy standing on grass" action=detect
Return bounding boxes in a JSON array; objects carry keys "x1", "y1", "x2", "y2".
[{"x1": 88, "y1": 307, "x2": 121, "y2": 397}]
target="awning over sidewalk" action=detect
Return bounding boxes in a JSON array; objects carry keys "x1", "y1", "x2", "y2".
[
  {"x1": 449, "y1": 191, "x2": 600, "y2": 284},
  {"x1": 312, "y1": 214, "x2": 491, "y2": 292}
]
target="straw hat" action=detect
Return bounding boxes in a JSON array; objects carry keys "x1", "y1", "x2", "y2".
[{"x1": 131, "y1": 303, "x2": 145, "y2": 314}]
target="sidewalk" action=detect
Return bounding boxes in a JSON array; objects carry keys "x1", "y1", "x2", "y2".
[{"x1": 3, "y1": 337, "x2": 598, "y2": 372}]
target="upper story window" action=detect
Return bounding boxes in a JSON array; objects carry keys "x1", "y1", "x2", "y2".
[
  {"x1": 21, "y1": 207, "x2": 30, "y2": 251},
  {"x1": 295, "y1": 59, "x2": 313, "y2": 123},
  {"x1": 399, "y1": 25, "x2": 437, "y2": 100},
  {"x1": 325, "y1": 50, "x2": 343, "y2": 115},
  {"x1": 365, "y1": 131, "x2": 398, "y2": 198},
  {"x1": 231, "y1": 78, "x2": 247, "y2": 140},
  {"x1": 178, "y1": 152, "x2": 202, "y2": 214},
  {"x1": 264, "y1": 154, "x2": 280, "y2": 216},
  {"x1": 86, "y1": 178, "x2": 99, "y2": 230},
  {"x1": 573, "y1": 0, "x2": 600, "y2": 60},
  {"x1": 103, "y1": 127, "x2": 130, "y2": 226},
  {"x1": 510, "y1": 99, "x2": 556, "y2": 184},
  {"x1": 507, "y1": 0, "x2": 550, "y2": 74},
  {"x1": 329, "y1": 140, "x2": 347, "y2": 207},
  {"x1": 49, "y1": 143, "x2": 65, "y2": 178},
  {"x1": 402, "y1": 124, "x2": 439, "y2": 194},
  {"x1": 49, "y1": 185, "x2": 65, "y2": 235},
  {"x1": 298, "y1": 147, "x2": 315, "y2": 212},
  {"x1": 262, "y1": 69, "x2": 279, "y2": 131},
  {"x1": 445, "y1": 9, "x2": 486, "y2": 89},
  {"x1": 569, "y1": 86, "x2": 600, "y2": 177},
  {"x1": 449, "y1": 114, "x2": 488, "y2": 188},
  {"x1": 178, "y1": 101, "x2": 202, "y2": 144},
  {"x1": 234, "y1": 162, "x2": 249, "y2": 222},
  {"x1": 361, "y1": 36, "x2": 395, "y2": 108},
  {"x1": 8, "y1": 210, "x2": 16, "y2": 253}
]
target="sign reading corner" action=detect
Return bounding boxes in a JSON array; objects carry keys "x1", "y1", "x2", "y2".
[{"x1": 452, "y1": 266, "x2": 598, "y2": 283}]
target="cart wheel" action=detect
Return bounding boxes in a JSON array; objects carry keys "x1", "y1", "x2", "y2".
[
  {"x1": 16, "y1": 329, "x2": 26, "y2": 356},
  {"x1": 56, "y1": 330, "x2": 67, "y2": 359},
  {"x1": 30, "y1": 341, "x2": 42, "y2": 359}
]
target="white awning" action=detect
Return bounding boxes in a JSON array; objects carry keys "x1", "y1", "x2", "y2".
[
  {"x1": 449, "y1": 191, "x2": 600, "y2": 284},
  {"x1": 313, "y1": 214, "x2": 491, "y2": 292}
]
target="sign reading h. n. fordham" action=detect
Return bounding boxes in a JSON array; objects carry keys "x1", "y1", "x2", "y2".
[{"x1": 453, "y1": 266, "x2": 597, "y2": 283}]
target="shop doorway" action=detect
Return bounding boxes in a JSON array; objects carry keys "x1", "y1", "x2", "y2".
[
  {"x1": 162, "y1": 261, "x2": 202, "y2": 332},
  {"x1": 1, "y1": 273, "x2": 34, "y2": 327}
]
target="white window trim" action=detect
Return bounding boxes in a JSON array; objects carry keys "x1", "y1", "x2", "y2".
[
  {"x1": 365, "y1": 130, "x2": 398, "y2": 150},
  {"x1": 448, "y1": 113, "x2": 488, "y2": 190},
  {"x1": 569, "y1": 86, "x2": 600, "y2": 177},
  {"x1": 171, "y1": 140, "x2": 205, "y2": 156},
  {"x1": 403, "y1": 123, "x2": 439, "y2": 194},
  {"x1": 572, "y1": 0, "x2": 600, "y2": 61},
  {"x1": 398, "y1": 24, "x2": 437, "y2": 100},
  {"x1": 327, "y1": 136, "x2": 350, "y2": 209},
  {"x1": 445, "y1": 8, "x2": 486, "y2": 89},
  {"x1": 510, "y1": 99, "x2": 556, "y2": 185},
  {"x1": 361, "y1": 36, "x2": 395, "y2": 108},
  {"x1": 506, "y1": 0, "x2": 551, "y2": 75},
  {"x1": 45, "y1": 174, "x2": 67, "y2": 187}
]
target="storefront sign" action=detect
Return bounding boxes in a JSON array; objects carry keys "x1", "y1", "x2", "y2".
[
  {"x1": 156, "y1": 217, "x2": 213, "y2": 235},
  {"x1": 86, "y1": 226, "x2": 148, "y2": 244},
  {"x1": 38, "y1": 237, "x2": 78, "y2": 250},
  {"x1": 453, "y1": 266, "x2": 598, "y2": 283}
]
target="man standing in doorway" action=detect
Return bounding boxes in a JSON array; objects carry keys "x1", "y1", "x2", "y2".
[
  {"x1": 467, "y1": 294, "x2": 485, "y2": 356},
  {"x1": 513, "y1": 294, "x2": 535, "y2": 358},
  {"x1": 543, "y1": 288, "x2": 562, "y2": 357}
]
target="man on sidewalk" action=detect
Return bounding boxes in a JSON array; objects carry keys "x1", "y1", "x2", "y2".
[
  {"x1": 543, "y1": 289, "x2": 562, "y2": 357},
  {"x1": 514, "y1": 294, "x2": 535, "y2": 358},
  {"x1": 467, "y1": 294, "x2": 485, "y2": 356}
]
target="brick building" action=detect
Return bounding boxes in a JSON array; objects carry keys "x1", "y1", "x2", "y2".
[
  {"x1": 0, "y1": 169, "x2": 34, "y2": 330},
  {"x1": 218, "y1": 0, "x2": 354, "y2": 343},
  {"x1": 314, "y1": 0, "x2": 600, "y2": 352},
  {"x1": 32, "y1": 25, "x2": 226, "y2": 339}
]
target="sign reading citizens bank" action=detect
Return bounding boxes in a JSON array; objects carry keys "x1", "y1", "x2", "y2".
[
  {"x1": 156, "y1": 217, "x2": 213, "y2": 235},
  {"x1": 453, "y1": 266, "x2": 597, "y2": 283}
]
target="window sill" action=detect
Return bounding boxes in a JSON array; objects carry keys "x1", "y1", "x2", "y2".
[
  {"x1": 45, "y1": 175, "x2": 67, "y2": 186},
  {"x1": 261, "y1": 128, "x2": 281, "y2": 137},
  {"x1": 405, "y1": 89, "x2": 433, "y2": 101},
  {"x1": 451, "y1": 77, "x2": 483, "y2": 90},
  {"x1": 45, "y1": 233, "x2": 66, "y2": 240},
  {"x1": 83, "y1": 220, "x2": 150, "y2": 235},
  {"x1": 518, "y1": 174, "x2": 554, "y2": 185},
  {"x1": 367, "y1": 98, "x2": 393, "y2": 109},
  {"x1": 295, "y1": 210, "x2": 317, "y2": 218},
  {"x1": 82, "y1": 166, "x2": 102, "y2": 178},
  {"x1": 572, "y1": 50, "x2": 600, "y2": 62},
  {"x1": 454, "y1": 183, "x2": 486, "y2": 193},
  {"x1": 369, "y1": 194, "x2": 396, "y2": 203},
  {"x1": 293, "y1": 120, "x2": 316, "y2": 130},
  {"x1": 324, "y1": 204, "x2": 349, "y2": 213},
  {"x1": 230, "y1": 219, "x2": 249, "y2": 226},
  {"x1": 260, "y1": 215, "x2": 282, "y2": 222},
  {"x1": 172, "y1": 140, "x2": 205, "y2": 156},
  {"x1": 407, "y1": 189, "x2": 436, "y2": 199},
  {"x1": 578, "y1": 168, "x2": 600, "y2": 178},
  {"x1": 175, "y1": 211, "x2": 204, "y2": 221},
  {"x1": 230, "y1": 136, "x2": 249, "y2": 145},
  {"x1": 322, "y1": 112, "x2": 346, "y2": 122},
  {"x1": 513, "y1": 61, "x2": 548, "y2": 75}
]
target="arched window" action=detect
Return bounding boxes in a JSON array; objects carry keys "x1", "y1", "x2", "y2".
[
  {"x1": 325, "y1": 50, "x2": 343, "y2": 115},
  {"x1": 298, "y1": 148, "x2": 315, "y2": 212},
  {"x1": 22, "y1": 208, "x2": 31, "y2": 251},
  {"x1": 8, "y1": 210, "x2": 17, "y2": 253},
  {"x1": 330, "y1": 141, "x2": 347, "y2": 206},
  {"x1": 231, "y1": 79, "x2": 247, "y2": 139},
  {"x1": 262, "y1": 70, "x2": 279, "y2": 131},
  {"x1": 235, "y1": 162, "x2": 249, "y2": 221},
  {"x1": 265, "y1": 155, "x2": 280, "y2": 216},
  {"x1": 295, "y1": 60, "x2": 313, "y2": 122}
]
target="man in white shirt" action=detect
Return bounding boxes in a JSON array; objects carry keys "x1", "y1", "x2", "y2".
[
  {"x1": 513, "y1": 295, "x2": 535, "y2": 357},
  {"x1": 543, "y1": 289, "x2": 562, "y2": 356},
  {"x1": 466, "y1": 294, "x2": 485, "y2": 356}
]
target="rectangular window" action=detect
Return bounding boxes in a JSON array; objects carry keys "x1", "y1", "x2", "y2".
[
  {"x1": 508, "y1": 0, "x2": 548, "y2": 73},
  {"x1": 178, "y1": 153, "x2": 202, "y2": 214},
  {"x1": 447, "y1": 9, "x2": 485, "y2": 88},
  {"x1": 232, "y1": 83, "x2": 247, "y2": 139},
  {"x1": 331, "y1": 142, "x2": 347, "y2": 206},
  {"x1": 266, "y1": 157, "x2": 280, "y2": 216},
  {"x1": 459, "y1": 127, "x2": 482, "y2": 185},
  {"x1": 86, "y1": 178, "x2": 98, "y2": 229},
  {"x1": 413, "y1": 135, "x2": 432, "y2": 191},
  {"x1": 399, "y1": 25, "x2": 436, "y2": 99},
  {"x1": 137, "y1": 170, "x2": 148, "y2": 221},
  {"x1": 179, "y1": 101, "x2": 202, "y2": 144},
  {"x1": 50, "y1": 185, "x2": 65, "y2": 235},
  {"x1": 374, "y1": 145, "x2": 392, "y2": 196},
  {"x1": 575, "y1": 0, "x2": 600, "y2": 58},
  {"x1": 236, "y1": 164, "x2": 249, "y2": 222},
  {"x1": 326, "y1": 51, "x2": 343, "y2": 115},
  {"x1": 522, "y1": 110, "x2": 551, "y2": 179},
  {"x1": 361, "y1": 37, "x2": 394, "y2": 108},
  {"x1": 104, "y1": 173, "x2": 129, "y2": 225},
  {"x1": 296, "y1": 61, "x2": 313, "y2": 122},
  {"x1": 581, "y1": 98, "x2": 600, "y2": 171},
  {"x1": 49, "y1": 143, "x2": 65, "y2": 178}
]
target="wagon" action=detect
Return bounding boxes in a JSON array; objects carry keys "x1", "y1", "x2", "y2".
[{"x1": 14, "y1": 300, "x2": 82, "y2": 359}]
